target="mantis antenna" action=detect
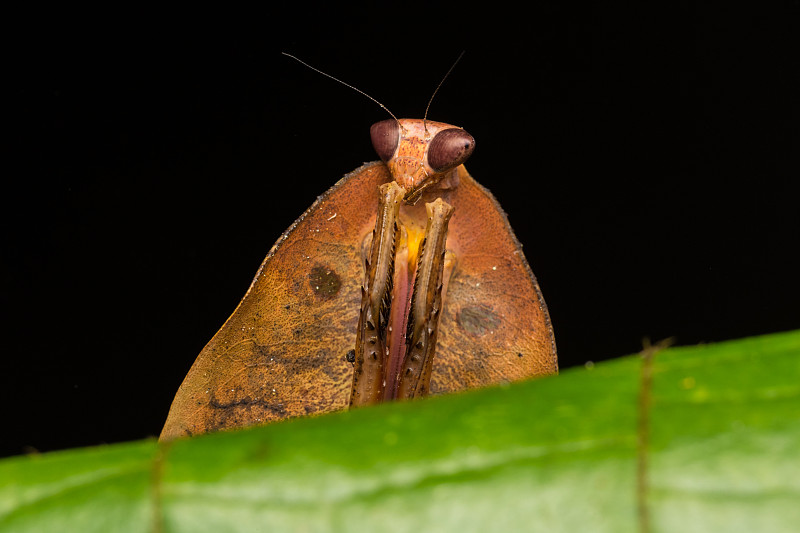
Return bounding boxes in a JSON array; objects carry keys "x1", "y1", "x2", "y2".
[
  {"x1": 281, "y1": 52, "x2": 400, "y2": 125},
  {"x1": 423, "y1": 51, "x2": 466, "y2": 135}
]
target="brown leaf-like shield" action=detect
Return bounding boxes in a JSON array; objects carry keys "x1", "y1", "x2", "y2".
[{"x1": 161, "y1": 158, "x2": 557, "y2": 440}]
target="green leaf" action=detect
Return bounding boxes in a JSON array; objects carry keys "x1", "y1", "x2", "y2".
[{"x1": 2, "y1": 330, "x2": 799, "y2": 532}]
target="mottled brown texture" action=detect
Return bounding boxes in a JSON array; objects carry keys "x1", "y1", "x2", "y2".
[{"x1": 160, "y1": 160, "x2": 557, "y2": 440}]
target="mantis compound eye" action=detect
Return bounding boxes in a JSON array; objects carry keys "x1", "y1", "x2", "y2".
[
  {"x1": 426, "y1": 128, "x2": 475, "y2": 172},
  {"x1": 370, "y1": 119, "x2": 400, "y2": 162}
]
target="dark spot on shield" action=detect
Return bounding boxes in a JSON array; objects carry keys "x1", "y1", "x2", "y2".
[
  {"x1": 458, "y1": 305, "x2": 501, "y2": 336},
  {"x1": 518, "y1": 352, "x2": 524, "y2": 358},
  {"x1": 345, "y1": 349, "x2": 356, "y2": 363},
  {"x1": 309, "y1": 265, "x2": 341, "y2": 299},
  {"x1": 206, "y1": 389, "x2": 288, "y2": 431}
]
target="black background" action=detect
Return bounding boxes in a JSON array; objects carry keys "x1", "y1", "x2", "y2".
[{"x1": 3, "y1": 4, "x2": 798, "y2": 457}]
